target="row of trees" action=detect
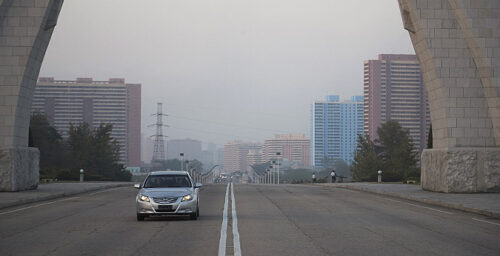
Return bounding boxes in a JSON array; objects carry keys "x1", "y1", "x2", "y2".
[
  {"x1": 351, "y1": 121, "x2": 419, "y2": 182},
  {"x1": 30, "y1": 112, "x2": 131, "y2": 181}
]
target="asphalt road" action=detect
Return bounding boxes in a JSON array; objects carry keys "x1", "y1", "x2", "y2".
[{"x1": 0, "y1": 184, "x2": 499, "y2": 256}]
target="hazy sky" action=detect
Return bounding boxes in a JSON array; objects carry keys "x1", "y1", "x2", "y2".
[{"x1": 40, "y1": 0, "x2": 415, "y2": 148}]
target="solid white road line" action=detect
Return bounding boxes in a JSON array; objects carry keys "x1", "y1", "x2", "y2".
[
  {"x1": 0, "y1": 186, "x2": 129, "y2": 216},
  {"x1": 218, "y1": 183, "x2": 230, "y2": 256},
  {"x1": 472, "y1": 218, "x2": 500, "y2": 227},
  {"x1": 0, "y1": 197, "x2": 80, "y2": 215},
  {"x1": 380, "y1": 197, "x2": 454, "y2": 215},
  {"x1": 231, "y1": 183, "x2": 242, "y2": 256}
]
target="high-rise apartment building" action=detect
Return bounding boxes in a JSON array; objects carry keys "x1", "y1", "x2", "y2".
[
  {"x1": 363, "y1": 54, "x2": 430, "y2": 153},
  {"x1": 166, "y1": 138, "x2": 202, "y2": 160},
  {"x1": 32, "y1": 77, "x2": 141, "y2": 166},
  {"x1": 215, "y1": 148, "x2": 225, "y2": 167},
  {"x1": 263, "y1": 134, "x2": 310, "y2": 166},
  {"x1": 201, "y1": 150, "x2": 214, "y2": 168},
  {"x1": 246, "y1": 149, "x2": 263, "y2": 170},
  {"x1": 223, "y1": 141, "x2": 261, "y2": 173},
  {"x1": 310, "y1": 95, "x2": 364, "y2": 167}
]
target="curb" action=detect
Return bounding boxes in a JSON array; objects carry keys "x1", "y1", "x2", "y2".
[
  {"x1": 321, "y1": 184, "x2": 500, "y2": 219},
  {"x1": 0, "y1": 182, "x2": 133, "y2": 210}
]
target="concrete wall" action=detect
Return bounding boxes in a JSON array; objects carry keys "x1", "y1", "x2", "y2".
[
  {"x1": 0, "y1": 0, "x2": 63, "y2": 191},
  {"x1": 398, "y1": 0, "x2": 500, "y2": 192}
]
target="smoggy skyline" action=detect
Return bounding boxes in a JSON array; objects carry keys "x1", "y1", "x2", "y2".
[{"x1": 39, "y1": 0, "x2": 415, "y2": 147}]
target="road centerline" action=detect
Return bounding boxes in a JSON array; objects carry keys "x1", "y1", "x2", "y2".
[
  {"x1": 231, "y1": 183, "x2": 242, "y2": 256},
  {"x1": 218, "y1": 183, "x2": 230, "y2": 256}
]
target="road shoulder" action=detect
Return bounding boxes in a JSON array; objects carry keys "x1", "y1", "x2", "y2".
[
  {"x1": 0, "y1": 182, "x2": 132, "y2": 210},
  {"x1": 318, "y1": 183, "x2": 500, "y2": 219}
]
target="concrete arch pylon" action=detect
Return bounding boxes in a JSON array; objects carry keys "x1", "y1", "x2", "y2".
[
  {"x1": 398, "y1": 0, "x2": 500, "y2": 192},
  {"x1": 0, "y1": 0, "x2": 63, "y2": 191}
]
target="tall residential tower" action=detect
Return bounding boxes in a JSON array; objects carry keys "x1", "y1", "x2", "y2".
[
  {"x1": 310, "y1": 95, "x2": 364, "y2": 167},
  {"x1": 363, "y1": 54, "x2": 430, "y2": 153},
  {"x1": 33, "y1": 77, "x2": 141, "y2": 166}
]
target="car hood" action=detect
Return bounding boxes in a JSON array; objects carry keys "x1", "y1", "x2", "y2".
[{"x1": 140, "y1": 187, "x2": 193, "y2": 197}]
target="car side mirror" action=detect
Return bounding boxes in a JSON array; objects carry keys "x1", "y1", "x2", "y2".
[
  {"x1": 134, "y1": 184, "x2": 141, "y2": 189},
  {"x1": 194, "y1": 182, "x2": 202, "y2": 188}
]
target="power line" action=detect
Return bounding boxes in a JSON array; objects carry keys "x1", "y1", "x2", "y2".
[
  {"x1": 162, "y1": 102, "x2": 300, "y2": 121},
  {"x1": 168, "y1": 125, "x2": 263, "y2": 142},
  {"x1": 168, "y1": 114, "x2": 295, "y2": 134}
]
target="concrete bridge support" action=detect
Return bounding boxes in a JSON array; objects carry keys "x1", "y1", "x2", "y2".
[
  {"x1": 398, "y1": 0, "x2": 500, "y2": 192},
  {"x1": 0, "y1": 0, "x2": 63, "y2": 191}
]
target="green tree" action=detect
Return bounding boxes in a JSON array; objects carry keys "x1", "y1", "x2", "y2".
[
  {"x1": 320, "y1": 155, "x2": 336, "y2": 171},
  {"x1": 152, "y1": 159, "x2": 182, "y2": 171},
  {"x1": 251, "y1": 161, "x2": 272, "y2": 176},
  {"x1": 90, "y1": 123, "x2": 128, "y2": 181},
  {"x1": 376, "y1": 121, "x2": 418, "y2": 181},
  {"x1": 187, "y1": 159, "x2": 204, "y2": 173},
  {"x1": 67, "y1": 122, "x2": 130, "y2": 181},
  {"x1": 351, "y1": 134, "x2": 383, "y2": 181},
  {"x1": 30, "y1": 112, "x2": 68, "y2": 178},
  {"x1": 282, "y1": 168, "x2": 314, "y2": 183},
  {"x1": 67, "y1": 122, "x2": 93, "y2": 171},
  {"x1": 333, "y1": 159, "x2": 351, "y2": 179}
]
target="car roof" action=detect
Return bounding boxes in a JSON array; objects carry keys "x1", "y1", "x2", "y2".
[{"x1": 149, "y1": 171, "x2": 189, "y2": 176}]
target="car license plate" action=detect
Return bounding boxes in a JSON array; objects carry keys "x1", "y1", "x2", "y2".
[{"x1": 158, "y1": 205, "x2": 172, "y2": 210}]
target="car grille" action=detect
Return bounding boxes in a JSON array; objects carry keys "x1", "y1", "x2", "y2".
[
  {"x1": 156, "y1": 205, "x2": 175, "y2": 212},
  {"x1": 152, "y1": 197, "x2": 178, "y2": 204}
]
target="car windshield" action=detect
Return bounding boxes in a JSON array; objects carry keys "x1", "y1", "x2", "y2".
[{"x1": 143, "y1": 175, "x2": 192, "y2": 188}]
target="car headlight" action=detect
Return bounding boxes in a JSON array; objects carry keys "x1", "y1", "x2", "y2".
[
  {"x1": 181, "y1": 194, "x2": 193, "y2": 202},
  {"x1": 139, "y1": 195, "x2": 150, "y2": 202}
]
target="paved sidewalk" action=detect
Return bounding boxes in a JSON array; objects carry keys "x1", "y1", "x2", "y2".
[
  {"x1": 0, "y1": 182, "x2": 132, "y2": 210},
  {"x1": 318, "y1": 183, "x2": 500, "y2": 219}
]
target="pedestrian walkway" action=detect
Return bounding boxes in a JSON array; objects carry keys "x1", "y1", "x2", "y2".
[
  {"x1": 319, "y1": 183, "x2": 500, "y2": 219},
  {"x1": 0, "y1": 182, "x2": 132, "y2": 210}
]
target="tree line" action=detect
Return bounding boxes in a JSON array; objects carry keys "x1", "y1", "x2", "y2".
[
  {"x1": 30, "y1": 112, "x2": 131, "y2": 181},
  {"x1": 351, "y1": 120, "x2": 419, "y2": 182}
]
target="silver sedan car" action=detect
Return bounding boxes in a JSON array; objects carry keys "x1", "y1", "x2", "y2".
[{"x1": 135, "y1": 171, "x2": 201, "y2": 221}]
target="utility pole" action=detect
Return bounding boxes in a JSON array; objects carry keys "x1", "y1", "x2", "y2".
[{"x1": 151, "y1": 103, "x2": 168, "y2": 162}]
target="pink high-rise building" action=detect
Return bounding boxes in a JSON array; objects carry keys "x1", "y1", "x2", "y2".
[
  {"x1": 223, "y1": 141, "x2": 261, "y2": 173},
  {"x1": 263, "y1": 134, "x2": 310, "y2": 167},
  {"x1": 363, "y1": 54, "x2": 430, "y2": 153}
]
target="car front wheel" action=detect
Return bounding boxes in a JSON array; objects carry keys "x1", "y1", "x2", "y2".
[
  {"x1": 190, "y1": 204, "x2": 199, "y2": 220},
  {"x1": 137, "y1": 213, "x2": 147, "y2": 221}
]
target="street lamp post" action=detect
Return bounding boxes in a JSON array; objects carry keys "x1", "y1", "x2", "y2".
[
  {"x1": 276, "y1": 152, "x2": 281, "y2": 185},
  {"x1": 180, "y1": 153, "x2": 184, "y2": 171},
  {"x1": 269, "y1": 169, "x2": 272, "y2": 184},
  {"x1": 267, "y1": 169, "x2": 271, "y2": 184},
  {"x1": 270, "y1": 164, "x2": 274, "y2": 184}
]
